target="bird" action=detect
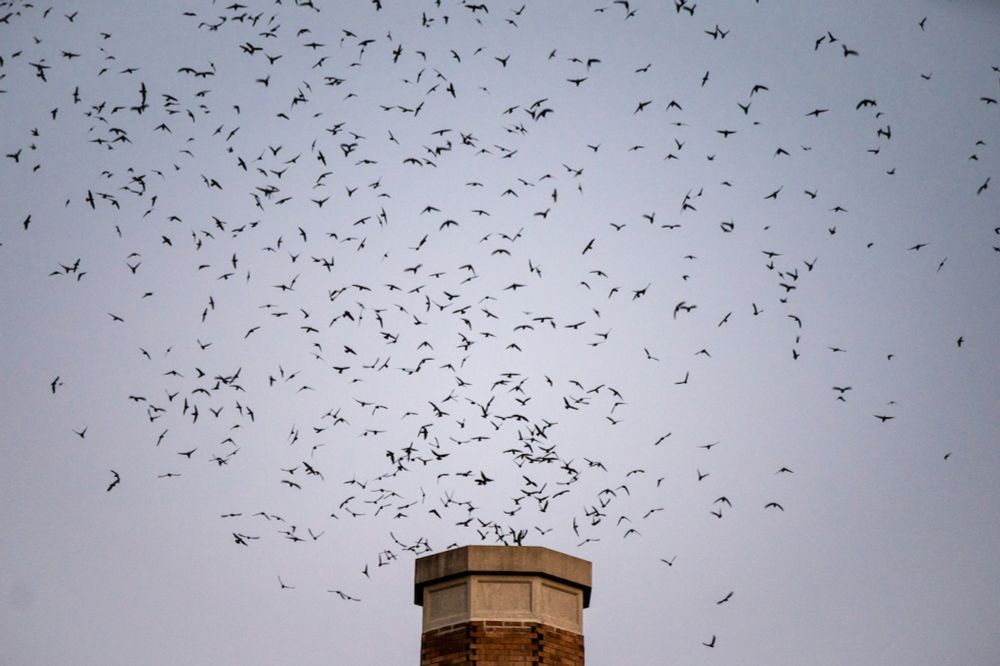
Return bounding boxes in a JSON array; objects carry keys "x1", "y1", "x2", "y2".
[
  {"x1": 329, "y1": 589, "x2": 361, "y2": 602},
  {"x1": 106, "y1": 470, "x2": 121, "y2": 492},
  {"x1": 673, "y1": 301, "x2": 696, "y2": 318},
  {"x1": 232, "y1": 533, "x2": 257, "y2": 546}
]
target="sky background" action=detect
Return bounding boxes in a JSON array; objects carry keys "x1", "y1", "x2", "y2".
[{"x1": 1, "y1": 1, "x2": 999, "y2": 664}]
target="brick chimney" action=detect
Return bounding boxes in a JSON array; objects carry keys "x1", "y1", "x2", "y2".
[{"x1": 414, "y1": 545, "x2": 592, "y2": 665}]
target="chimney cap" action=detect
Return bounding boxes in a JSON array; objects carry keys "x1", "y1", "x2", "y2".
[{"x1": 414, "y1": 545, "x2": 592, "y2": 607}]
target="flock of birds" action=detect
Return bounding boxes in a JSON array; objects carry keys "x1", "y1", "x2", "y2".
[{"x1": 3, "y1": 0, "x2": 996, "y2": 659}]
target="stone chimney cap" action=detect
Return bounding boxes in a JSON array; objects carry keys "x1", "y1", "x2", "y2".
[{"x1": 414, "y1": 545, "x2": 592, "y2": 607}]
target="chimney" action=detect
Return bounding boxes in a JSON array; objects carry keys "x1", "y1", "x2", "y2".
[{"x1": 414, "y1": 545, "x2": 592, "y2": 665}]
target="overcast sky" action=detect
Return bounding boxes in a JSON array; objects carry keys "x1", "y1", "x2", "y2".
[{"x1": 2, "y1": 1, "x2": 999, "y2": 664}]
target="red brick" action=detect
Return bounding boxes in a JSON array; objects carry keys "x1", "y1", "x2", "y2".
[{"x1": 421, "y1": 621, "x2": 584, "y2": 666}]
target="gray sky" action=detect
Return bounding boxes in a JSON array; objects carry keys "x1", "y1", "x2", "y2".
[{"x1": 1, "y1": 1, "x2": 998, "y2": 664}]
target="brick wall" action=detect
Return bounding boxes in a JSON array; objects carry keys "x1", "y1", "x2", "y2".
[{"x1": 420, "y1": 620, "x2": 585, "y2": 665}]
